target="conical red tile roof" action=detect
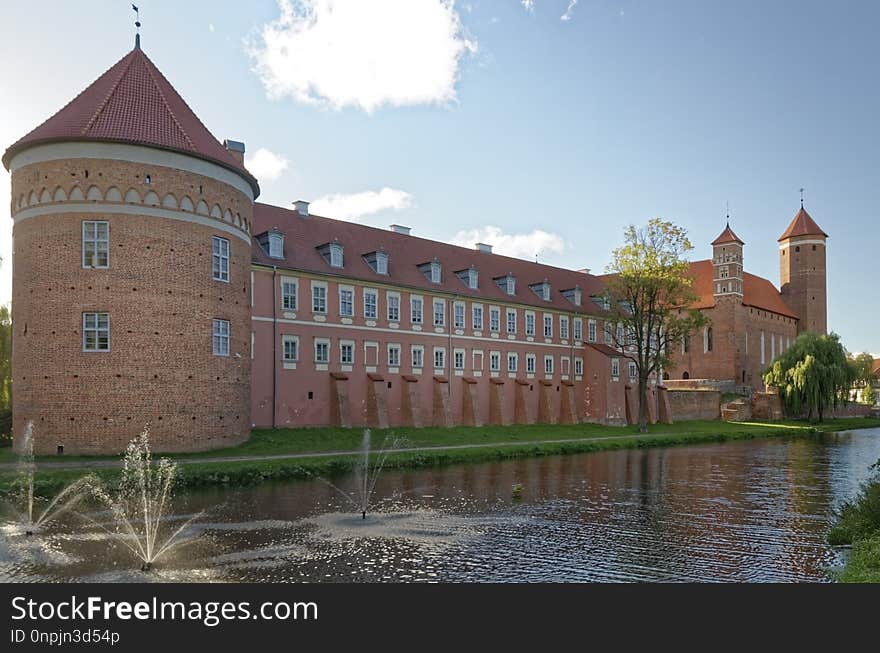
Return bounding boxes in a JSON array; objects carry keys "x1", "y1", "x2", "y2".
[
  {"x1": 711, "y1": 223, "x2": 744, "y2": 246},
  {"x1": 778, "y1": 207, "x2": 827, "y2": 242},
  {"x1": 2, "y1": 46, "x2": 259, "y2": 196}
]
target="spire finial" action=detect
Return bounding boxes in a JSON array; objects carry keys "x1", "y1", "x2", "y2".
[
  {"x1": 800, "y1": 187, "x2": 804, "y2": 208},
  {"x1": 133, "y1": 4, "x2": 141, "y2": 49},
  {"x1": 725, "y1": 200, "x2": 730, "y2": 227}
]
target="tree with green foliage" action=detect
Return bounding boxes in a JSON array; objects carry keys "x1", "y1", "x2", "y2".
[
  {"x1": 604, "y1": 219, "x2": 708, "y2": 433},
  {"x1": 851, "y1": 352, "x2": 875, "y2": 390},
  {"x1": 863, "y1": 384, "x2": 877, "y2": 407},
  {"x1": 763, "y1": 332, "x2": 855, "y2": 422}
]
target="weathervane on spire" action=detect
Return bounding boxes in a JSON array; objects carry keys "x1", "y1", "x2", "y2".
[
  {"x1": 725, "y1": 200, "x2": 730, "y2": 226},
  {"x1": 800, "y1": 187, "x2": 805, "y2": 208},
  {"x1": 133, "y1": 4, "x2": 141, "y2": 49}
]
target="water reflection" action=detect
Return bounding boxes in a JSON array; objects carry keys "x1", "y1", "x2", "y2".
[{"x1": 1, "y1": 429, "x2": 878, "y2": 583}]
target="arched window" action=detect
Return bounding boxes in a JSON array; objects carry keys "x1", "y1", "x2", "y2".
[
  {"x1": 706, "y1": 327, "x2": 713, "y2": 352},
  {"x1": 682, "y1": 371, "x2": 690, "y2": 380}
]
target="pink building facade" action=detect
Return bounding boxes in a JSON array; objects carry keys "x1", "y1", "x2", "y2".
[{"x1": 249, "y1": 203, "x2": 631, "y2": 429}]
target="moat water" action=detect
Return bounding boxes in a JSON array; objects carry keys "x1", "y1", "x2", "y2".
[{"x1": 2, "y1": 429, "x2": 879, "y2": 583}]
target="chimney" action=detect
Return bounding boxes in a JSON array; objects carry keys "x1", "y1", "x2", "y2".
[
  {"x1": 476, "y1": 243, "x2": 493, "y2": 254},
  {"x1": 223, "y1": 139, "x2": 246, "y2": 165},
  {"x1": 577, "y1": 267, "x2": 591, "y2": 275},
  {"x1": 294, "y1": 200, "x2": 310, "y2": 216},
  {"x1": 390, "y1": 224, "x2": 411, "y2": 235}
]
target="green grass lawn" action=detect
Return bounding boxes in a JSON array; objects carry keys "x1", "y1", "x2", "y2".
[{"x1": 2, "y1": 417, "x2": 878, "y2": 465}]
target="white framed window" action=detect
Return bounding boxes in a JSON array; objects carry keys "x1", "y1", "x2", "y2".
[
  {"x1": 387, "y1": 343, "x2": 401, "y2": 367},
  {"x1": 433, "y1": 347, "x2": 446, "y2": 370},
  {"x1": 454, "y1": 349, "x2": 465, "y2": 370},
  {"x1": 339, "y1": 287, "x2": 354, "y2": 317},
  {"x1": 588, "y1": 320, "x2": 597, "y2": 342},
  {"x1": 82, "y1": 220, "x2": 110, "y2": 269},
  {"x1": 212, "y1": 318, "x2": 229, "y2": 357},
  {"x1": 340, "y1": 341, "x2": 354, "y2": 365},
  {"x1": 312, "y1": 282, "x2": 327, "y2": 314},
  {"x1": 329, "y1": 242, "x2": 344, "y2": 268},
  {"x1": 490, "y1": 307, "x2": 501, "y2": 332},
  {"x1": 411, "y1": 296, "x2": 423, "y2": 324},
  {"x1": 83, "y1": 312, "x2": 110, "y2": 351},
  {"x1": 507, "y1": 352, "x2": 518, "y2": 372},
  {"x1": 364, "y1": 289, "x2": 378, "y2": 319},
  {"x1": 544, "y1": 356, "x2": 554, "y2": 375},
  {"x1": 472, "y1": 304, "x2": 484, "y2": 330},
  {"x1": 573, "y1": 318, "x2": 583, "y2": 342},
  {"x1": 525, "y1": 312, "x2": 536, "y2": 337},
  {"x1": 375, "y1": 251, "x2": 388, "y2": 275},
  {"x1": 282, "y1": 335, "x2": 299, "y2": 362},
  {"x1": 604, "y1": 322, "x2": 613, "y2": 345},
  {"x1": 211, "y1": 235, "x2": 228, "y2": 281},
  {"x1": 314, "y1": 338, "x2": 330, "y2": 363},
  {"x1": 526, "y1": 353, "x2": 536, "y2": 374},
  {"x1": 490, "y1": 351, "x2": 501, "y2": 372},
  {"x1": 411, "y1": 345, "x2": 424, "y2": 368},
  {"x1": 387, "y1": 292, "x2": 400, "y2": 322},
  {"x1": 629, "y1": 361, "x2": 637, "y2": 379},
  {"x1": 506, "y1": 309, "x2": 517, "y2": 335},
  {"x1": 433, "y1": 299, "x2": 446, "y2": 327},
  {"x1": 430, "y1": 260, "x2": 442, "y2": 283},
  {"x1": 616, "y1": 324, "x2": 624, "y2": 348},
  {"x1": 611, "y1": 358, "x2": 620, "y2": 378},
  {"x1": 543, "y1": 315, "x2": 553, "y2": 338},
  {"x1": 454, "y1": 302, "x2": 466, "y2": 329},
  {"x1": 281, "y1": 277, "x2": 297, "y2": 311},
  {"x1": 560, "y1": 316, "x2": 569, "y2": 340},
  {"x1": 268, "y1": 232, "x2": 284, "y2": 258},
  {"x1": 574, "y1": 357, "x2": 584, "y2": 376}
]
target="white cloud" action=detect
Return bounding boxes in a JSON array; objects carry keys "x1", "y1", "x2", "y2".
[
  {"x1": 209, "y1": 23, "x2": 215, "y2": 33},
  {"x1": 560, "y1": 0, "x2": 578, "y2": 21},
  {"x1": 521, "y1": 0, "x2": 535, "y2": 11},
  {"x1": 310, "y1": 188, "x2": 413, "y2": 221},
  {"x1": 449, "y1": 225, "x2": 565, "y2": 260},
  {"x1": 248, "y1": 0, "x2": 477, "y2": 113},
  {"x1": 244, "y1": 148, "x2": 290, "y2": 182}
]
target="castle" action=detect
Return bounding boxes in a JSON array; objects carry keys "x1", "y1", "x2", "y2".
[{"x1": 3, "y1": 43, "x2": 828, "y2": 454}]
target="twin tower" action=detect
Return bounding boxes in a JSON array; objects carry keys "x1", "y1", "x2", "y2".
[{"x1": 712, "y1": 206, "x2": 828, "y2": 335}]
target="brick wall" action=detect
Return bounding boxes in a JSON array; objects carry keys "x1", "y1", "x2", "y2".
[
  {"x1": 11, "y1": 156, "x2": 253, "y2": 454},
  {"x1": 665, "y1": 389, "x2": 721, "y2": 421}
]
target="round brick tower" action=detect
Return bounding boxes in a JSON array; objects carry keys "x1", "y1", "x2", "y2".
[
  {"x1": 3, "y1": 44, "x2": 259, "y2": 454},
  {"x1": 779, "y1": 204, "x2": 828, "y2": 335}
]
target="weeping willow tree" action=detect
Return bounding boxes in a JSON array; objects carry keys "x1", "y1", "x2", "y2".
[{"x1": 763, "y1": 332, "x2": 855, "y2": 422}]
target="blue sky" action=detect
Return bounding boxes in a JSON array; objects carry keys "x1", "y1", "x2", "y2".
[{"x1": 0, "y1": 1, "x2": 877, "y2": 354}]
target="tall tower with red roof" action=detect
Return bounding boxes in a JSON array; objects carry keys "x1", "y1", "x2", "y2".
[
  {"x1": 712, "y1": 222, "x2": 744, "y2": 298},
  {"x1": 778, "y1": 204, "x2": 828, "y2": 335},
  {"x1": 3, "y1": 41, "x2": 259, "y2": 454}
]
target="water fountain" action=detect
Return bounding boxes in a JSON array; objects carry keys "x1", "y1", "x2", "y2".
[
  {"x1": 14, "y1": 422, "x2": 96, "y2": 536},
  {"x1": 87, "y1": 429, "x2": 201, "y2": 572},
  {"x1": 322, "y1": 430, "x2": 405, "y2": 519}
]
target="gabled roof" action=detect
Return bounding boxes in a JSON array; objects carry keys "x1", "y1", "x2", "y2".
[
  {"x1": 251, "y1": 203, "x2": 606, "y2": 314},
  {"x1": 778, "y1": 207, "x2": 827, "y2": 242},
  {"x1": 2, "y1": 46, "x2": 259, "y2": 196},
  {"x1": 688, "y1": 260, "x2": 798, "y2": 319},
  {"x1": 711, "y1": 223, "x2": 744, "y2": 246}
]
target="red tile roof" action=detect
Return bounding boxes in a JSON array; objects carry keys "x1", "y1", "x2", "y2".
[
  {"x1": 872, "y1": 359, "x2": 880, "y2": 378},
  {"x1": 252, "y1": 203, "x2": 609, "y2": 314},
  {"x1": 711, "y1": 223, "x2": 744, "y2": 246},
  {"x1": 688, "y1": 259, "x2": 798, "y2": 319},
  {"x1": 586, "y1": 343, "x2": 623, "y2": 358},
  {"x1": 778, "y1": 207, "x2": 827, "y2": 242},
  {"x1": 2, "y1": 47, "x2": 259, "y2": 195}
]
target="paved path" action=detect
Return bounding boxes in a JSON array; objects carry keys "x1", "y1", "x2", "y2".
[{"x1": 0, "y1": 431, "x2": 679, "y2": 472}]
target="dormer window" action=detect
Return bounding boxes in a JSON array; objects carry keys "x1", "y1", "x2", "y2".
[
  {"x1": 419, "y1": 259, "x2": 442, "y2": 284},
  {"x1": 494, "y1": 274, "x2": 516, "y2": 296},
  {"x1": 318, "y1": 240, "x2": 344, "y2": 268},
  {"x1": 530, "y1": 280, "x2": 551, "y2": 301},
  {"x1": 364, "y1": 249, "x2": 389, "y2": 275},
  {"x1": 258, "y1": 229, "x2": 285, "y2": 259},
  {"x1": 591, "y1": 294, "x2": 610, "y2": 310},
  {"x1": 562, "y1": 286, "x2": 582, "y2": 306},
  {"x1": 455, "y1": 266, "x2": 479, "y2": 289}
]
